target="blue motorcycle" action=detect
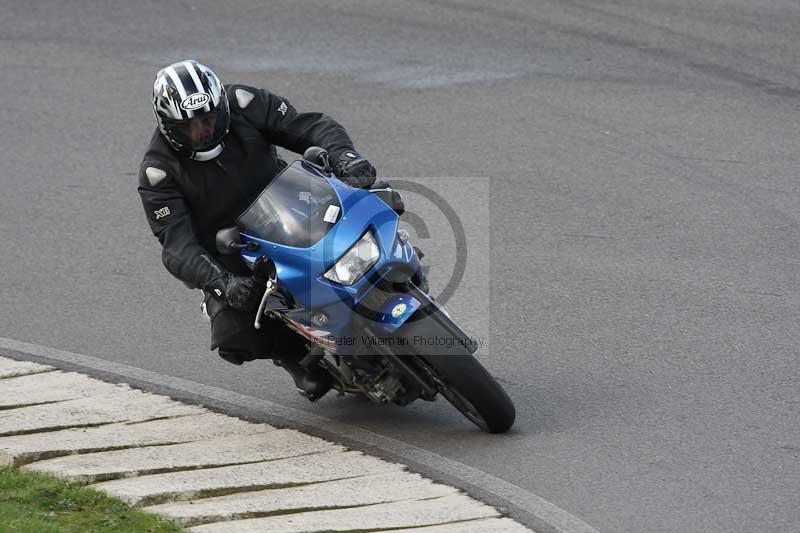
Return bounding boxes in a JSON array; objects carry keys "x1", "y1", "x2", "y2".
[{"x1": 215, "y1": 148, "x2": 515, "y2": 433}]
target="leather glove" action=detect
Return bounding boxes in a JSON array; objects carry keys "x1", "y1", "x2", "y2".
[
  {"x1": 334, "y1": 151, "x2": 377, "y2": 189},
  {"x1": 207, "y1": 273, "x2": 264, "y2": 312}
]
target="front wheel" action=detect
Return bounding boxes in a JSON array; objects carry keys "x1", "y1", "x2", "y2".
[
  {"x1": 418, "y1": 351, "x2": 516, "y2": 433},
  {"x1": 396, "y1": 313, "x2": 516, "y2": 433}
]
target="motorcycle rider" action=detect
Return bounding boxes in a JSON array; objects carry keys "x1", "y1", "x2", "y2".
[{"x1": 138, "y1": 60, "x2": 377, "y2": 401}]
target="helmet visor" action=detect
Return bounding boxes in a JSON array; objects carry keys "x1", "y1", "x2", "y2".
[
  {"x1": 173, "y1": 112, "x2": 221, "y2": 151},
  {"x1": 157, "y1": 92, "x2": 229, "y2": 154}
]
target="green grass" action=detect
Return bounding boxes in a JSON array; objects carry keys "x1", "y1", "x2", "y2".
[{"x1": 0, "y1": 467, "x2": 183, "y2": 532}]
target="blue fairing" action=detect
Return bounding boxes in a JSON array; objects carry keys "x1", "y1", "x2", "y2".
[{"x1": 238, "y1": 161, "x2": 422, "y2": 346}]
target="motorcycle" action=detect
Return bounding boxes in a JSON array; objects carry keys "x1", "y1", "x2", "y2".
[{"x1": 215, "y1": 147, "x2": 515, "y2": 433}]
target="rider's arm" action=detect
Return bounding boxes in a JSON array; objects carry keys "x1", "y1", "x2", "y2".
[
  {"x1": 228, "y1": 84, "x2": 357, "y2": 161},
  {"x1": 137, "y1": 161, "x2": 226, "y2": 291}
]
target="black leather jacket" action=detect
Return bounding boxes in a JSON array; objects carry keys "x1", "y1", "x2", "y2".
[{"x1": 138, "y1": 84, "x2": 358, "y2": 291}]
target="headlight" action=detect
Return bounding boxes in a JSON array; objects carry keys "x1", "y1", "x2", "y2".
[{"x1": 323, "y1": 231, "x2": 380, "y2": 286}]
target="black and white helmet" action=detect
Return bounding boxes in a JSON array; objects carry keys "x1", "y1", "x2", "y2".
[{"x1": 152, "y1": 60, "x2": 229, "y2": 160}]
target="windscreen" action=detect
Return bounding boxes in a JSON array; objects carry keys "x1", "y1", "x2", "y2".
[{"x1": 237, "y1": 164, "x2": 340, "y2": 248}]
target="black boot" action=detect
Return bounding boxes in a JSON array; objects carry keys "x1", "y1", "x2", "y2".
[
  {"x1": 218, "y1": 349, "x2": 257, "y2": 366},
  {"x1": 275, "y1": 357, "x2": 333, "y2": 402}
]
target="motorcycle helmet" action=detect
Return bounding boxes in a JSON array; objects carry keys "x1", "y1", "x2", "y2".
[{"x1": 152, "y1": 60, "x2": 229, "y2": 161}]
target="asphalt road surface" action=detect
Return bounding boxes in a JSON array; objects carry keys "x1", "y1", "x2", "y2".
[{"x1": 2, "y1": 1, "x2": 799, "y2": 531}]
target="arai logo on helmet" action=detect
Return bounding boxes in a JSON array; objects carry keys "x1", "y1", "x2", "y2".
[{"x1": 180, "y1": 92, "x2": 210, "y2": 111}]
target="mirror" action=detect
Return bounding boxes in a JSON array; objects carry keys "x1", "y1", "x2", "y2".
[
  {"x1": 215, "y1": 227, "x2": 244, "y2": 255},
  {"x1": 371, "y1": 186, "x2": 405, "y2": 216},
  {"x1": 303, "y1": 146, "x2": 332, "y2": 173}
]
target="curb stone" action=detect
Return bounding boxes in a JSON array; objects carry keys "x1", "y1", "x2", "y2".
[{"x1": 0, "y1": 356, "x2": 536, "y2": 532}]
